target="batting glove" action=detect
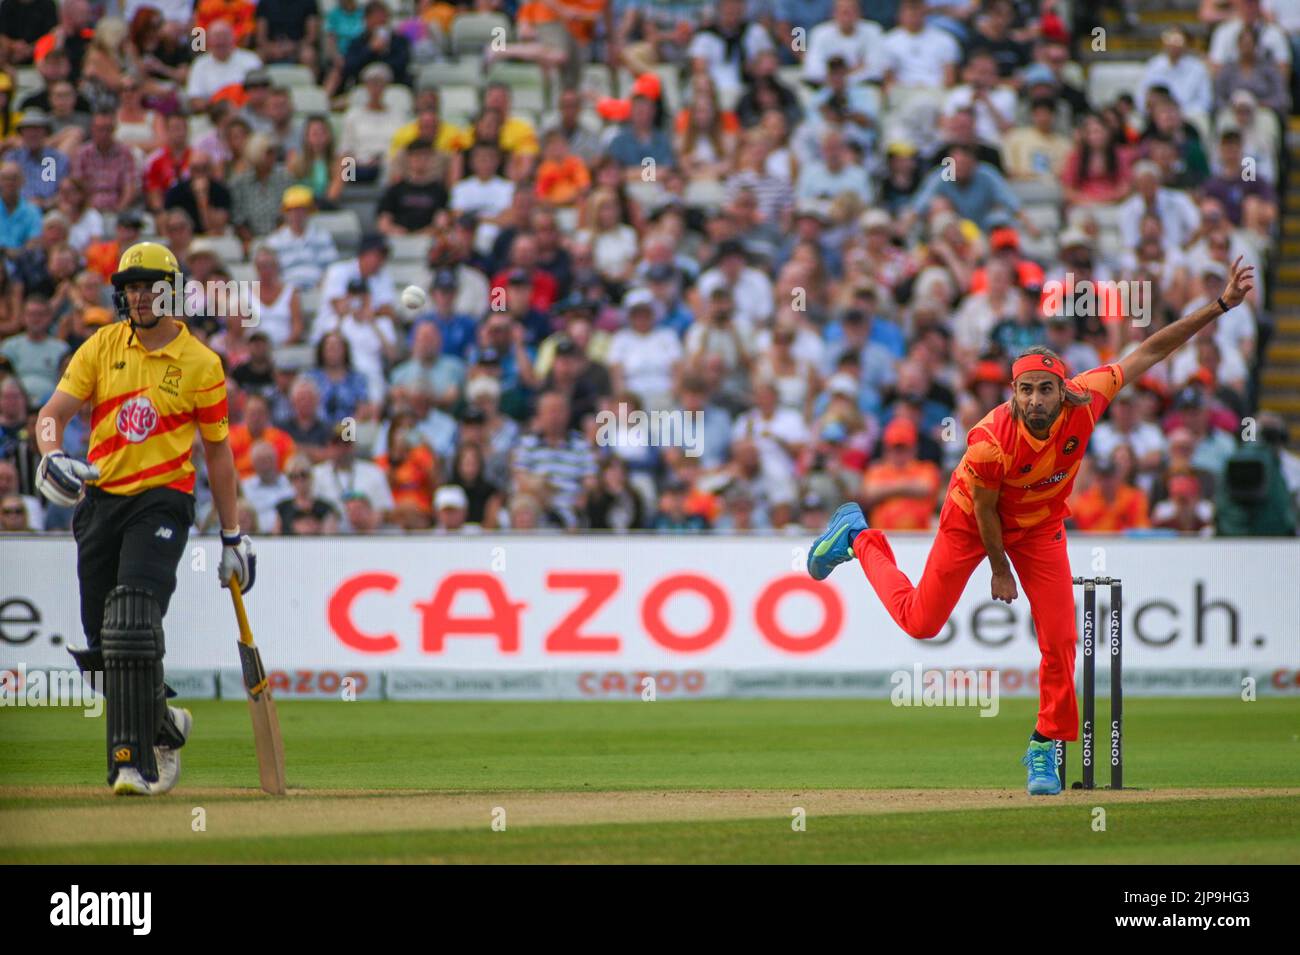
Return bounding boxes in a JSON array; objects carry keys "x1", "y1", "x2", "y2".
[
  {"x1": 219, "y1": 530, "x2": 257, "y2": 593},
  {"x1": 35, "y1": 450, "x2": 100, "y2": 507}
]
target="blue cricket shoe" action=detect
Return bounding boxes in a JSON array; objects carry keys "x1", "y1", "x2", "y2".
[
  {"x1": 1022, "y1": 740, "x2": 1063, "y2": 795},
  {"x1": 807, "y1": 502, "x2": 868, "y2": 581}
]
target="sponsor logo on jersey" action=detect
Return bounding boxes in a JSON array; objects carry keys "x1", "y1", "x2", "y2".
[{"x1": 115, "y1": 395, "x2": 159, "y2": 443}]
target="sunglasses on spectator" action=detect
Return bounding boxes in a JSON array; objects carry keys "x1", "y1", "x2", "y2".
[{"x1": 2, "y1": 507, "x2": 24, "y2": 516}]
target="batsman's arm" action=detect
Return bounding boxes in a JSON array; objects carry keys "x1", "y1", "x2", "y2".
[
  {"x1": 1117, "y1": 255, "x2": 1255, "y2": 386},
  {"x1": 972, "y1": 484, "x2": 1018, "y2": 604},
  {"x1": 202, "y1": 436, "x2": 241, "y2": 533}
]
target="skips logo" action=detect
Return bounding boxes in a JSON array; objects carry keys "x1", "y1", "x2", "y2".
[
  {"x1": 115, "y1": 396, "x2": 159, "y2": 443},
  {"x1": 50, "y1": 885, "x2": 151, "y2": 935}
]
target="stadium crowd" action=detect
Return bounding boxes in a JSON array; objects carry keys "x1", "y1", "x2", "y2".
[{"x1": 0, "y1": 0, "x2": 1298, "y2": 536}]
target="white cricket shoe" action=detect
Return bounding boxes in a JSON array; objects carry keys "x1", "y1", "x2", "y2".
[
  {"x1": 153, "y1": 706, "x2": 192, "y2": 795},
  {"x1": 112, "y1": 767, "x2": 154, "y2": 796}
]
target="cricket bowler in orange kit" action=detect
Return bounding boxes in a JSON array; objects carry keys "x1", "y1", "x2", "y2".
[
  {"x1": 808, "y1": 257, "x2": 1255, "y2": 795},
  {"x1": 33, "y1": 241, "x2": 257, "y2": 796}
]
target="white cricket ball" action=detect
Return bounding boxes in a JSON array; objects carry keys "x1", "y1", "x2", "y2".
[{"x1": 401, "y1": 285, "x2": 427, "y2": 311}]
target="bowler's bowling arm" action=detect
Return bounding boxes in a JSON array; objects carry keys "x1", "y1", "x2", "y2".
[{"x1": 1117, "y1": 256, "x2": 1255, "y2": 386}]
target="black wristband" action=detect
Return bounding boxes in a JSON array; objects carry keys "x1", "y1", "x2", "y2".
[{"x1": 1217, "y1": 296, "x2": 1230, "y2": 314}]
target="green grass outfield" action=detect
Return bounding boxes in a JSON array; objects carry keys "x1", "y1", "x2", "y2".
[{"x1": 2, "y1": 698, "x2": 1298, "y2": 863}]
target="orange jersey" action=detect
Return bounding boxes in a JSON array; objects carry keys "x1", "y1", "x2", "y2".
[
  {"x1": 59, "y1": 320, "x2": 230, "y2": 496},
  {"x1": 1069, "y1": 484, "x2": 1151, "y2": 532},
  {"x1": 863, "y1": 460, "x2": 941, "y2": 529},
  {"x1": 947, "y1": 363, "x2": 1125, "y2": 529},
  {"x1": 228, "y1": 424, "x2": 296, "y2": 480}
]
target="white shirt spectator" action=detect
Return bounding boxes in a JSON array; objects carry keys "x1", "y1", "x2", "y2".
[
  {"x1": 1091, "y1": 420, "x2": 1168, "y2": 466},
  {"x1": 1169, "y1": 334, "x2": 1250, "y2": 391},
  {"x1": 1118, "y1": 188, "x2": 1201, "y2": 250},
  {"x1": 243, "y1": 473, "x2": 293, "y2": 534},
  {"x1": 731, "y1": 406, "x2": 810, "y2": 486},
  {"x1": 804, "y1": 19, "x2": 887, "y2": 84},
  {"x1": 316, "y1": 311, "x2": 399, "y2": 403},
  {"x1": 312, "y1": 259, "x2": 397, "y2": 341},
  {"x1": 339, "y1": 105, "x2": 407, "y2": 166},
  {"x1": 1178, "y1": 293, "x2": 1257, "y2": 363},
  {"x1": 450, "y1": 176, "x2": 515, "y2": 254},
  {"x1": 1137, "y1": 52, "x2": 1213, "y2": 117},
  {"x1": 186, "y1": 49, "x2": 262, "y2": 103},
  {"x1": 66, "y1": 208, "x2": 105, "y2": 253},
  {"x1": 607, "y1": 326, "x2": 683, "y2": 410},
  {"x1": 312, "y1": 458, "x2": 395, "y2": 513},
  {"x1": 687, "y1": 25, "x2": 775, "y2": 94},
  {"x1": 943, "y1": 84, "x2": 1018, "y2": 146},
  {"x1": 1208, "y1": 17, "x2": 1292, "y2": 69},
  {"x1": 696, "y1": 265, "x2": 773, "y2": 329},
  {"x1": 1262, "y1": 0, "x2": 1300, "y2": 33},
  {"x1": 880, "y1": 25, "x2": 961, "y2": 89},
  {"x1": 264, "y1": 223, "x2": 339, "y2": 291}
]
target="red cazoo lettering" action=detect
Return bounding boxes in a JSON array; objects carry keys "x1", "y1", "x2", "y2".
[{"x1": 267, "y1": 670, "x2": 369, "y2": 695}]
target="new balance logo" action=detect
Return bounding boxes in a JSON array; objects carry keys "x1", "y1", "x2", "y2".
[{"x1": 154, "y1": 526, "x2": 173, "y2": 540}]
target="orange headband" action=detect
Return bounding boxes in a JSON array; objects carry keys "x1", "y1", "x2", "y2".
[{"x1": 1012, "y1": 353, "x2": 1066, "y2": 381}]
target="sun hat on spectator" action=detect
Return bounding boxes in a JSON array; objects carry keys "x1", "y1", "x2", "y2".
[
  {"x1": 17, "y1": 110, "x2": 53, "y2": 130},
  {"x1": 1199, "y1": 260, "x2": 1227, "y2": 280},
  {"x1": 885, "y1": 139, "x2": 918, "y2": 158},
  {"x1": 244, "y1": 68, "x2": 272, "y2": 88},
  {"x1": 187, "y1": 237, "x2": 222, "y2": 261},
  {"x1": 361, "y1": 62, "x2": 394, "y2": 84},
  {"x1": 432, "y1": 269, "x2": 458, "y2": 291},
  {"x1": 435, "y1": 485, "x2": 469, "y2": 511},
  {"x1": 826, "y1": 374, "x2": 858, "y2": 399},
  {"x1": 796, "y1": 199, "x2": 832, "y2": 223},
  {"x1": 1173, "y1": 386, "x2": 1204, "y2": 410},
  {"x1": 84, "y1": 306, "x2": 113, "y2": 326},
  {"x1": 1021, "y1": 64, "x2": 1057, "y2": 90},
  {"x1": 466, "y1": 376, "x2": 502, "y2": 401},
  {"x1": 554, "y1": 335, "x2": 580, "y2": 356},
  {"x1": 860, "y1": 209, "x2": 892, "y2": 232},
  {"x1": 282, "y1": 185, "x2": 314, "y2": 210},
  {"x1": 1131, "y1": 160, "x2": 1161, "y2": 181},
  {"x1": 969, "y1": 360, "x2": 1006, "y2": 386},
  {"x1": 623, "y1": 288, "x2": 655, "y2": 311},
  {"x1": 989, "y1": 227, "x2": 1020, "y2": 252},
  {"x1": 1058, "y1": 228, "x2": 1092, "y2": 250},
  {"x1": 596, "y1": 97, "x2": 632, "y2": 122},
  {"x1": 631, "y1": 73, "x2": 662, "y2": 100},
  {"x1": 1229, "y1": 90, "x2": 1257, "y2": 110}
]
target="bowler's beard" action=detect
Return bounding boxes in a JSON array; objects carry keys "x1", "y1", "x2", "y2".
[{"x1": 1014, "y1": 400, "x2": 1062, "y2": 437}]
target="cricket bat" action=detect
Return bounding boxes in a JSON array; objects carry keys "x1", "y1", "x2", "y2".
[{"x1": 229, "y1": 579, "x2": 287, "y2": 796}]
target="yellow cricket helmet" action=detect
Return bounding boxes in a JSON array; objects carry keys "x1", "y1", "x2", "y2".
[{"x1": 111, "y1": 241, "x2": 182, "y2": 327}]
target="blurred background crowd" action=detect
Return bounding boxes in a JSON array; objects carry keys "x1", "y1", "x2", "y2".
[{"x1": 0, "y1": 0, "x2": 1298, "y2": 537}]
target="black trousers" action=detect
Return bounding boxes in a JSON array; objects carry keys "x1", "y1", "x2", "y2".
[
  {"x1": 73, "y1": 486, "x2": 195, "y2": 645},
  {"x1": 74, "y1": 486, "x2": 195, "y2": 759}
]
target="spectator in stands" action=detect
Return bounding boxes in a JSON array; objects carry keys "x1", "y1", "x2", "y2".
[
  {"x1": 332, "y1": 0, "x2": 411, "y2": 94},
  {"x1": 164, "y1": 150, "x2": 232, "y2": 236},
  {"x1": 881, "y1": 0, "x2": 961, "y2": 92},
  {"x1": 17, "y1": 48, "x2": 90, "y2": 115},
  {"x1": 262, "y1": 186, "x2": 337, "y2": 294},
  {"x1": 1070, "y1": 455, "x2": 1151, "y2": 532},
  {"x1": 112, "y1": 75, "x2": 163, "y2": 155},
  {"x1": 1138, "y1": 27, "x2": 1213, "y2": 118},
  {"x1": 279, "y1": 374, "x2": 335, "y2": 455},
  {"x1": 376, "y1": 139, "x2": 448, "y2": 236},
  {"x1": 4, "y1": 111, "x2": 67, "y2": 211},
  {"x1": 797, "y1": 128, "x2": 871, "y2": 203},
  {"x1": 607, "y1": 94, "x2": 675, "y2": 176},
  {"x1": 906, "y1": 143, "x2": 1033, "y2": 235},
  {"x1": 860, "y1": 416, "x2": 940, "y2": 529},
  {"x1": 375, "y1": 412, "x2": 436, "y2": 529},
  {"x1": 255, "y1": 0, "x2": 320, "y2": 70},
  {"x1": 0, "y1": 492, "x2": 29, "y2": 532},
  {"x1": 391, "y1": 321, "x2": 465, "y2": 408},
  {"x1": 1152, "y1": 471, "x2": 1214, "y2": 534},
  {"x1": 1118, "y1": 160, "x2": 1200, "y2": 251},
  {"x1": 340, "y1": 61, "x2": 408, "y2": 182},
  {"x1": 545, "y1": 87, "x2": 604, "y2": 165},
  {"x1": 0, "y1": 161, "x2": 41, "y2": 253},
  {"x1": 803, "y1": 0, "x2": 885, "y2": 86},
  {"x1": 512, "y1": 391, "x2": 597, "y2": 529},
  {"x1": 143, "y1": 112, "x2": 192, "y2": 212},
  {"x1": 286, "y1": 115, "x2": 344, "y2": 208},
  {"x1": 943, "y1": 51, "x2": 1017, "y2": 149},
  {"x1": 275, "y1": 453, "x2": 340, "y2": 535},
  {"x1": 242, "y1": 439, "x2": 293, "y2": 533},
  {"x1": 1208, "y1": 0, "x2": 1292, "y2": 85},
  {"x1": 1, "y1": 296, "x2": 66, "y2": 405},
  {"x1": 449, "y1": 440, "x2": 502, "y2": 528},
  {"x1": 231, "y1": 135, "x2": 295, "y2": 244},
  {"x1": 1002, "y1": 97, "x2": 1071, "y2": 182},
  {"x1": 1202, "y1": 130, "x2": 1276, "y2": 235},
  {"x1": 231, "y1": 389, "x2": 299, "y2": 478},
  {"x1": 1059, "y1": 112, "x2": 1133, "y2": 206},
  {"x1": 124, "y1": 6, "x2": 193, "y2": 96},
  {"x1": 186, "y1": 19, "x2": 261, "y2": 111},
  {"x1": 1212, "y1": 20, "x2": 1289, "y2": 112},
  {"x1": 0, "y1": 0, "x2": 58, "y2": 66},
  {"x1": 323, "y1": 0, "x2": 365, "y2": 76},
  {"x1": 315, "y1": 232, "x2": 397, "y2": 339}
]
